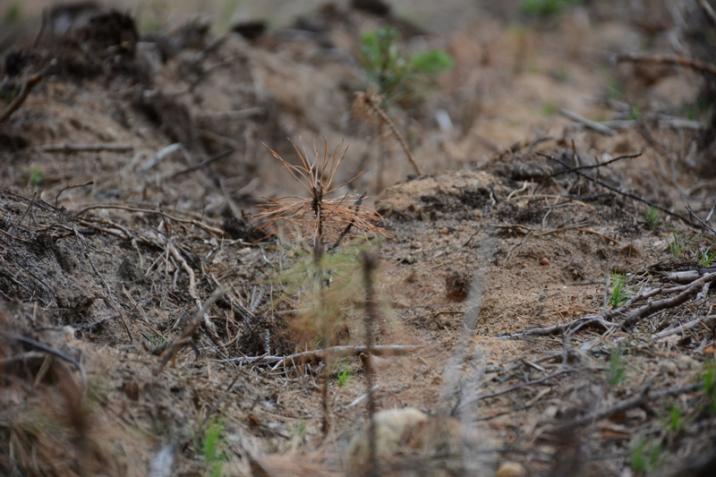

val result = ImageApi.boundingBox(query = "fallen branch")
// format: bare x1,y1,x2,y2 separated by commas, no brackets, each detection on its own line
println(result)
699,0,716,28
40,144,134,154
224,344,422,368
502,272,716,339
73,203,224,236
165,148,234,180
654,314,716,341
559,109,615,136
616,53,716,79
154,288,225,374
167,242,214,333
550,151,643,178
0,72,45,123
550,383,700,431
540,152,709,233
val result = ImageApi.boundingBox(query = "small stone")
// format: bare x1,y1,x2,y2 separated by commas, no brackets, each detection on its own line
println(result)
497,461,527,477
539,257,550,266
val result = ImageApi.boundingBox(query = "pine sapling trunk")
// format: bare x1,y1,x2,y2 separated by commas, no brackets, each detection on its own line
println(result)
361,251,379,477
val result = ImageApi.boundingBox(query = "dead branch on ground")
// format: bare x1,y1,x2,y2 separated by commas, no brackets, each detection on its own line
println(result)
223,344,422,368
503,272,716,339
616,53,716,78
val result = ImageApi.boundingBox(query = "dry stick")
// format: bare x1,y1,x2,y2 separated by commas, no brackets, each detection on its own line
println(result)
653,314,716,340
361,251,379,477
166,242,215,333
54,180,94,207
328,193,366,251
360,93,422,176
0,73,44,123
155,288,225,374
166,148,234,180
551,383,700,431
559,109,615,136
549,151,643,178
540,153,709,234
40,144,134,154
224,344,421,367
699,0,716,27
503,272,716,338
73,204,224,236
615,53,716,79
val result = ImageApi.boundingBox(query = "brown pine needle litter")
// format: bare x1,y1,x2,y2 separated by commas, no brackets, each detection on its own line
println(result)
256,139,385,242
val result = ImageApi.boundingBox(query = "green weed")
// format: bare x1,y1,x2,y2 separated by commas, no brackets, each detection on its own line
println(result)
609,273,628,308
202,419,226,477
359,27,453,104
608,346,626,386
3,1,21,24
630,437,663,474
28,168,44,187
337,366,351,387
541,101,558,116
703,362,716,413
520,0,581,18
665,404,684,434
668,232,685,258
698,248,714,268
644,207,660,230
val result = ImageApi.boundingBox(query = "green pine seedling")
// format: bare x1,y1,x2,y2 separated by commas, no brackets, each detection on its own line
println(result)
665,405,684,434
609,273,628,308
202,419,226,477
630,437,663,474
608,346,626,386
703,362,716,414
337,366,351,387
645,207,660,230
359,27,453,104
520,0,581,18
698,248,714,268
668,232,684,258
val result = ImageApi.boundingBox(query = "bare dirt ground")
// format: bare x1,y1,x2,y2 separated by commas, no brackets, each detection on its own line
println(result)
1,1,716,476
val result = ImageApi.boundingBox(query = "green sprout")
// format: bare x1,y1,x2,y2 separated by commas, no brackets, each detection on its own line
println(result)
645,207,660,230
28,168,44,187
668,232,684,258
202,419,227,477
3,2,21,24
698,248,714,268
665,404,684,434
337,366,351,387
630,437,663,474
520,0,581,18
608,346,626,386
359,27,453,104
703,362,716,414
609,273,628,308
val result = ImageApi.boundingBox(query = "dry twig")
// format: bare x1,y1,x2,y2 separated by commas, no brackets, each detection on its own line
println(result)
354,91,422,176
616,53,716,78
223,344,421,368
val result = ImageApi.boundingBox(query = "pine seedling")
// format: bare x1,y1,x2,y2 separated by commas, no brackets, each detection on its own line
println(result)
698,247,714,267
630,437,663,474
645,207,660,230
609,273,628,308
202,419,226,477
669,232,684,258
257,140,381,243
665,405,684,434
359,27,453,105
608,346,625,386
